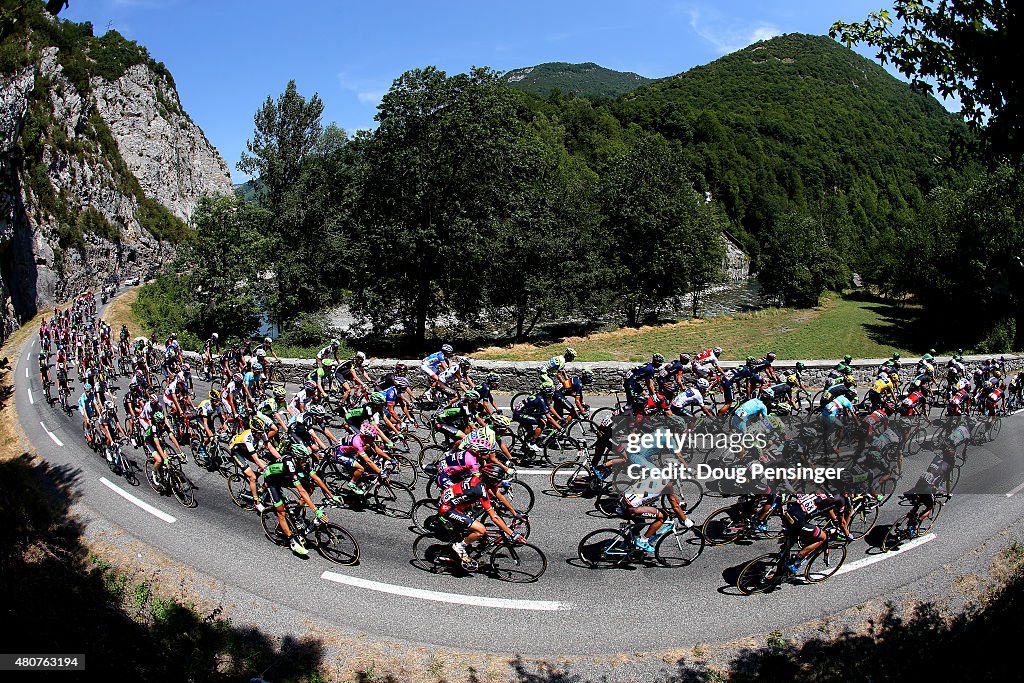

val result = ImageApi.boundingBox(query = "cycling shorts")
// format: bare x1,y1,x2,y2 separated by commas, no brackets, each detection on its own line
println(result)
513,413,540,428
230,445,257,472
439,509,475,531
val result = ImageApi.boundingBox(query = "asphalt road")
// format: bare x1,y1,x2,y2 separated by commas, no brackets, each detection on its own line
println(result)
14,328,1024,656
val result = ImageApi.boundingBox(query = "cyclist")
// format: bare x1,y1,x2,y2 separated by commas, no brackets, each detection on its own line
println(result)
877,353,902,378
826,355,855,385
820,387,859,445
781,492,850,573
434,390,486,444
865,372,898,410
657,353,693,394
624,354,665,405
670,378,716,418
541,347,577,388
261,442,331,557
618,471,695,553
553,370,593,420
344,392,398,440
142,411,183,489
229,416,282,512
98,399,128,463
306,359,332,399
818,374,857,411
760,373,800,415
512,385,562,456
331,422,389,495
421,344,454,397
316,338,342,368
335,351,370,404
434,436,509,491
198,389,230,440
475,372,502,416
37,351,50,388
77,383,102,443
731,396,769,433
438,464,524,570
903,442,959,536
256,385,290,431
946,379,973,417
984,371,1006,416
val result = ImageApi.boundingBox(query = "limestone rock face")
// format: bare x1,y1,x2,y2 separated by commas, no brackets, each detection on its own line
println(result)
0,45,231,320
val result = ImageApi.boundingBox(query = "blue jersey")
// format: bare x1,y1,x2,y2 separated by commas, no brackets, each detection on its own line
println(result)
823,395,854,417
382,385,398,403
627,363,658,381
422,351,445,373
735,398,768,423
517,394,549,416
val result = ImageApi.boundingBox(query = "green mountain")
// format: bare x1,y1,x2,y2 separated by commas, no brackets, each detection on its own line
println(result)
520,34,972,260
504,62,654,98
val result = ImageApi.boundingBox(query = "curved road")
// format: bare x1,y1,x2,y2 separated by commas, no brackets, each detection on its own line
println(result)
13,330,1024,656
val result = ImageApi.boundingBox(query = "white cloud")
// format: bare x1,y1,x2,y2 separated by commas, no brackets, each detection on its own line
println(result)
684,4,781,54
337,71,390,108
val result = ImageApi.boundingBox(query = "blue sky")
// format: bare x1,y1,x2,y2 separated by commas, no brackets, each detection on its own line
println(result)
61,1,904,182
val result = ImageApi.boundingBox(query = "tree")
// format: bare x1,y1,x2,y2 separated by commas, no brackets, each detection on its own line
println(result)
758,214,850,308
601,134,722,326
831,1,1021,160
350,66,539,346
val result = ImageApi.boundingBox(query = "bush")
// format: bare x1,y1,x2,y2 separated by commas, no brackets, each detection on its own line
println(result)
137,197,190,244
78,206,120,243
277,313,331,348
0,39,32,73
977,318,1017,353
131,274,190,341
89,30,148,82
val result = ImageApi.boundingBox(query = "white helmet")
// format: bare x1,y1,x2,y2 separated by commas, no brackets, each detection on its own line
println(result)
695,378,710,392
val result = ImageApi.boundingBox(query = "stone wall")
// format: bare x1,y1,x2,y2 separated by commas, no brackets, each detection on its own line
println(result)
183,351,1023,393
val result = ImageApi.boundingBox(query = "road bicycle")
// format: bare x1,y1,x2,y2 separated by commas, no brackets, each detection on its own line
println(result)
700,494,786,546
577,517,705,569
104,438,138,486
260,500,360,565
145,450,197,508
735,532,847,594
412,517,546,583
319,458,416,519
881,493,949,551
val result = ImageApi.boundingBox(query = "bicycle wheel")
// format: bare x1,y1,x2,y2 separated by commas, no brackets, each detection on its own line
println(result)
988,416,1003,441
550,461,592,497
145,458,163,494
388,453,419,488
919,500,943,533
227,473,256,511
411,499,440,531
736,553,783,595
804,540,848,583
881,518,907,551
577,529,633,568
373,481,415,519
260,508,288,545
120,454,139,487
542,433,582,466
168,469,197,508
847,501,879,540
905,427,926,455
567,419,599,448
392,432,425,463
589,406,613,426
418,444,446,470
700,505,746,546
510,392,530,413
311,522,360,565
655,527,706,568
190,441,210,470
490,541,547,583
500,479,535,514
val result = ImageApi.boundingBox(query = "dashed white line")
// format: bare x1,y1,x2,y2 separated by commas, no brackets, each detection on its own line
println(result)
25,366,29,378
100,477,177,524
39,421,64,447
517,468,555,476
321,571,571,611
27,388,34,405
1006,481,1024,498
835,533,937,575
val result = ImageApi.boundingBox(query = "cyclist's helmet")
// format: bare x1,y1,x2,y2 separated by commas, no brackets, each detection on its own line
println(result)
766,351,777,362
441,344,454,355
696,378,710,391
303,380,317,392
211,332,219,341
369,391,387,405
652,353,665,366
679,352,692,364
249,415,266,432
468,436,495,454
892,353,900,360
251,361,263,372
264,336,272,345
135,369,145,379
890,373,901,386
767,414,784,433
209,389,221,401
104,400,115,410
255,348,267,358
564,347,577,362
924,363,935,374
846,387,858,400
273,386,287,400
464,389,481,402
786,374,798,386
153,410,165,421
580,370,594,385
490,414,513,432
994,370,1004,379
712,347,723,357
321,358,334,368
394,362,408,376
795,361,806,371
954,354,963,362
356,351,366,362
922,353,934,362
360,422,378,438
843,354,853,364
38,351,45,359
232,372,243,383
291,442,311,459
485,372,500,385
394,376,411,388
83,383,93,392
479,464,505,484
843,374,856,387
540,385,554,397
745,356,756,367
330,338,340,348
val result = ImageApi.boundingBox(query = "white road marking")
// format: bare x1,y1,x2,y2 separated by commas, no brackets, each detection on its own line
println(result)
100,477,177,523
321,571,571,611
517,468,555,476
28,388,34,405
1006,481,1024,498
835,533,937,575
39,421,64,447
25,366,29,378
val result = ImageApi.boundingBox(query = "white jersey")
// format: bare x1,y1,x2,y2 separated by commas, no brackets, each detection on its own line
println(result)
671,387,705,410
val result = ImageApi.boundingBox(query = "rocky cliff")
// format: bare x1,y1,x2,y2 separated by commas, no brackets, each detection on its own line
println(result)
0,9,232,320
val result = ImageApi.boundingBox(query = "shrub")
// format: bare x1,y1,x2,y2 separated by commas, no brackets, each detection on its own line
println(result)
137,197,190,243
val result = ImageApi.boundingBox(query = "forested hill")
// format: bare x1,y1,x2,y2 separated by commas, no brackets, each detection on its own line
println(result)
504,62,653,98
520,33,973,264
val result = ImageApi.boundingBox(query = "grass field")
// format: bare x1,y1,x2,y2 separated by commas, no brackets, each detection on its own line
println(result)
473,293,929,362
